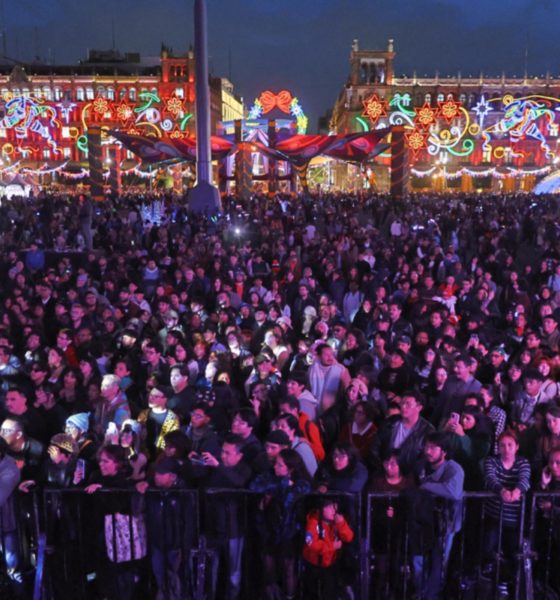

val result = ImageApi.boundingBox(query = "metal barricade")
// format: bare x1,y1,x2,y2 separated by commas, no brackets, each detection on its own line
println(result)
39,487,198,600
366,491,528,600
528,490,560,599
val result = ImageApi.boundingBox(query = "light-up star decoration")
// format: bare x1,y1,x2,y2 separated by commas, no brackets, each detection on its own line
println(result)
116,102,134,124
414,102,438,130
473,95,492,126
362,94,388,125
438,99,462,124
406,129,428,156
92,97,110,115
166,97,184,116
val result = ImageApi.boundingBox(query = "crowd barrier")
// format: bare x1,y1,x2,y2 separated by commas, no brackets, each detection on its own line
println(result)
9,489,560,599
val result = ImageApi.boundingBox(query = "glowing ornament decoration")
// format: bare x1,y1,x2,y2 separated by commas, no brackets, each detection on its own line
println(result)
362,94,388,125
406,129,428,156
438,99,462,124
414,102,438,130
92,97,110,115
116,102,134,124
473,95,492,125
56,100,77,124
166,97,184,116
248,90,309,133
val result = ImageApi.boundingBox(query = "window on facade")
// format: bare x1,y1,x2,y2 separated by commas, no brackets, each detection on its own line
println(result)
424,93,432,105
107,87,115,100
437,93,445,102
62,127,70,138
33,88,41,98
0,128,6,138
43,87,52,100
22,88,30,98
54,88,63,101
459,93,467,105
76,88,85,101
12,88,20,97
175,87,184,99
129,88,136,101
62,147,71,159
43,149,50,159
97,87,106,98
86,88,95,100
119,88,126,100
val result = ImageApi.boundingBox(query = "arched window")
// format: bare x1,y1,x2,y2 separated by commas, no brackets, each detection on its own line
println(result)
76,88,85,101
42,87,52,100
424,93,432,105
86,87,94,100
107,87,115,100
54,87,63,101
437,93,445,102
129,88,136,101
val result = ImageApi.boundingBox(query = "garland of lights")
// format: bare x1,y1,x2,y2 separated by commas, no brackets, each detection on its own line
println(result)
411,165,552,179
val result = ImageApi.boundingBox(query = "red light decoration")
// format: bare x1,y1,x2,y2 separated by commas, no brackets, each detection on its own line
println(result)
92,96,110,115
406,129,428,156
166,97,184,116
414,102,438,130
116,102,134,124
362,94,388,125
259,90,293,115
438,99,462,123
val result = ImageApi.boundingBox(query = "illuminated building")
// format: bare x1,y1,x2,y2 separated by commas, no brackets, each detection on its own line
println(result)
0,47,239,186
331,39,560,192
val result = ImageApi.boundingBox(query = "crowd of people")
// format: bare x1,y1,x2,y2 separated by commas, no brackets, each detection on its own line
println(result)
0,189,560,599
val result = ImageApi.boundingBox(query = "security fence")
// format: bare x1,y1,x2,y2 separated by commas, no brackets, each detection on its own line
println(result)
9,489,560,599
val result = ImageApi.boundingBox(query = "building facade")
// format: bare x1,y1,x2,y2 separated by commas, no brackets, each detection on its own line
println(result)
0,47,242,185
331,39,560,193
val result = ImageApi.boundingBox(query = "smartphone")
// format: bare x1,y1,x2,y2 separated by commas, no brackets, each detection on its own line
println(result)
190,455,206,466
75,458,86,482
450,412,460,425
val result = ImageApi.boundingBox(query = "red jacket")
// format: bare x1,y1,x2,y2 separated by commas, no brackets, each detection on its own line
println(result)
302,511,354,567
298,412,325,461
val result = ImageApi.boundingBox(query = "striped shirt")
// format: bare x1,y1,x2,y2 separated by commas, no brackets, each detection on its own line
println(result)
484,456,531,525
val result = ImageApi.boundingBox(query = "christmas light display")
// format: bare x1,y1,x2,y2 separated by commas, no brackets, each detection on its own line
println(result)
248,90,308,134
362,94,389,126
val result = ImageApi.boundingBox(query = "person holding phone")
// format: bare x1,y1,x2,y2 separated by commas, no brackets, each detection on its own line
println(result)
302,497,354,600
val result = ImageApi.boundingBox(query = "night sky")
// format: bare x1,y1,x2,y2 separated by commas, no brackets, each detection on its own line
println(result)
9,0,560,131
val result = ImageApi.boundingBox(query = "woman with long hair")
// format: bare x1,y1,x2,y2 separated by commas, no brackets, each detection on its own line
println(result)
250,448,311,600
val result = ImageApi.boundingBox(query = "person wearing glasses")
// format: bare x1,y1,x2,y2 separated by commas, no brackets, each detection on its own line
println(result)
137,385,180,459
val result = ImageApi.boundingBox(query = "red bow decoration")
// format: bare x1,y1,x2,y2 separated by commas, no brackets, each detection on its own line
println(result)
259,90,293,115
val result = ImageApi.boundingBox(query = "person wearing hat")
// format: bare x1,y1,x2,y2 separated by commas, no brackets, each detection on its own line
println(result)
263,430,291,467
19,433,78,493
202,322,227,354
65,412,97,469
243,352,282,398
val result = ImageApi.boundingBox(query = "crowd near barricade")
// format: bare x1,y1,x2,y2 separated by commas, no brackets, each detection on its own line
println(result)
0,190,560,599
12,488,560,599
